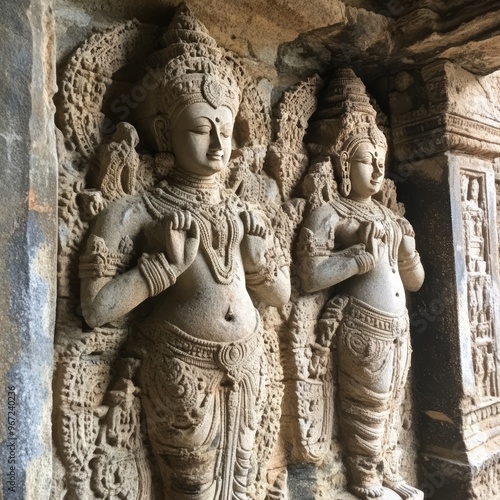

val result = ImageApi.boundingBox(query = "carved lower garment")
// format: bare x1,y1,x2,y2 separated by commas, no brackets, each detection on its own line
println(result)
332,296,411,478
138,319,267,500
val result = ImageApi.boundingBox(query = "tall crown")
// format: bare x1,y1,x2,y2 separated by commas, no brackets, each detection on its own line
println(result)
145,3,241,126
307,68,386,155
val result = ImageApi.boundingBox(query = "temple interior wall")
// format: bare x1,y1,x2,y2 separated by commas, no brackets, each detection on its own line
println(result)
2,0,500,499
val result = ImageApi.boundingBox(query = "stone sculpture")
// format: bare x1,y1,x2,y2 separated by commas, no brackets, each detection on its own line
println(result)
297,69,425,500
76,5,290,499
52,2,428,496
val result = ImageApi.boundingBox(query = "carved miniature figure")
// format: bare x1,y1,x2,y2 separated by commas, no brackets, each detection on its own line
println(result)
298,69,425,500
79,6,290,499
462,176,486,272
485,345,498,397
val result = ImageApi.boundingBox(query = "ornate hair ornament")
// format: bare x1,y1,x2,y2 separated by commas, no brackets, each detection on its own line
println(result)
143,3,241,128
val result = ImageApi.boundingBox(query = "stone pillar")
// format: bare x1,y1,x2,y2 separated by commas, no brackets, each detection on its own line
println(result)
0,1,57,499
390,60,500,499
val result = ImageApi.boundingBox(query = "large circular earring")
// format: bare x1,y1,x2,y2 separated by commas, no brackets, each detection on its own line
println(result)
339,150,351,197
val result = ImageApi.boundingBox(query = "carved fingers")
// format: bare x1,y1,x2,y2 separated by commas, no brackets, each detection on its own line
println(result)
369,229,387,264
163,211,200,274
358,221,386,264
240,210,268,273
396,218,417,260
240,210,268,238
166,210,193,231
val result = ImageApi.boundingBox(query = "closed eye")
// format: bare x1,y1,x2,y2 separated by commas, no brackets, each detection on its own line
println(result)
190,125,211,135
221,127,233,138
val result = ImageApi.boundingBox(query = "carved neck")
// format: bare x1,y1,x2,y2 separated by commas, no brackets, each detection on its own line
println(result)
347,193,372,204
169,167,222,204
341,196,383,218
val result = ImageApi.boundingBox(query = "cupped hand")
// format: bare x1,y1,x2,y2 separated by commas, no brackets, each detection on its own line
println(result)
240,210,268,272
358,221,387,264
163,210,200,276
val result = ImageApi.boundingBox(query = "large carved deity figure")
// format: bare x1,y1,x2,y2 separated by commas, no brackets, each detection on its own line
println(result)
77,6,290,499
297,69,425,500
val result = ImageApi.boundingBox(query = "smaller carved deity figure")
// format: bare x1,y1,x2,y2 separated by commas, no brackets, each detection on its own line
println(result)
298,69,425,500
483,282,493,321
485,345,498,397
79,6,290,499
462,177,486,272
468,280,479,325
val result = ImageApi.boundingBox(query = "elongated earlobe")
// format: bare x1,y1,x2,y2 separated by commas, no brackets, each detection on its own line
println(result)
153,115,170,152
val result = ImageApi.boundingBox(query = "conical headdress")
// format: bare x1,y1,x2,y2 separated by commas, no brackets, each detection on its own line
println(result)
308,68,386,156
144,3,241,126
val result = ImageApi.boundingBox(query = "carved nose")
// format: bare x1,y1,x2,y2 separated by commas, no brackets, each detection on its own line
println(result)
210,128,223,151
373,161,384,177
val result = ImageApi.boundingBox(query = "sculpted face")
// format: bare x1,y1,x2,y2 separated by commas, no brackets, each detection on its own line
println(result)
470,179,479,201
347,141,386,201
171,102,234,177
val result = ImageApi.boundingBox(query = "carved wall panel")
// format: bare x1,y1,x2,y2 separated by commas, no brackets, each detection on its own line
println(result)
460,169,500,404
53,8,294,499
495,160,500,287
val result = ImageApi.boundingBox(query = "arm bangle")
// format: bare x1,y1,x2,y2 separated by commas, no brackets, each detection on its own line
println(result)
398,251,421,272
138,253,176,296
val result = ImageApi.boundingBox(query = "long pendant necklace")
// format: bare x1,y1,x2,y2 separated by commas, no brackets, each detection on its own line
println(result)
142,174,242,285
333,197,400,266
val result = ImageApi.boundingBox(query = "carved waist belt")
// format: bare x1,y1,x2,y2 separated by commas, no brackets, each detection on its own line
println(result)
139,314,263,374
343,296,409,342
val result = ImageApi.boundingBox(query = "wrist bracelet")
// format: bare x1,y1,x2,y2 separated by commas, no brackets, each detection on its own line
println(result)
354,252,376,275
138,253,176,296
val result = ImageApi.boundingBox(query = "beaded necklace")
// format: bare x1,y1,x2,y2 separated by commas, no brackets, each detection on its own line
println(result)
332,196,401,267
142,173,244,285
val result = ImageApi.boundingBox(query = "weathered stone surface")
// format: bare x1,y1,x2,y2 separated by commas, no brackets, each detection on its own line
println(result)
277,2,500,82
55,1,500,92
391,59,500,497
390,62,500,161
2,0,500,499
393,4,500,74
55,0,350,82
276,7,392,82
0,0,57,499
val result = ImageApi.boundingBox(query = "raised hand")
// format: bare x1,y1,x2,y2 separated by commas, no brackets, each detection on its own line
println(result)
397,218,417,260
240,210,268,273
357,220,387,264
163,210,200,276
